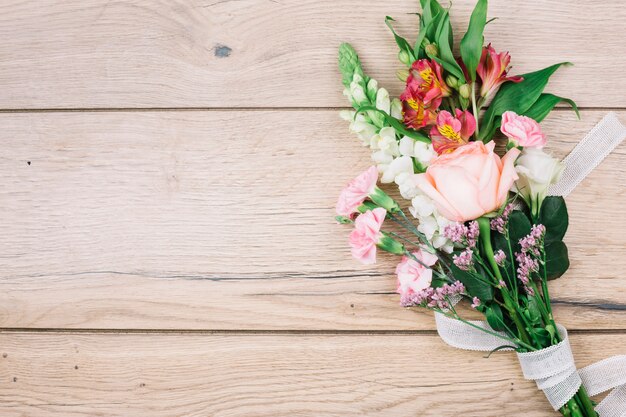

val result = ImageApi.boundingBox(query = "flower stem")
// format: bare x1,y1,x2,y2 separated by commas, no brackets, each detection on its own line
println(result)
471,82,481,140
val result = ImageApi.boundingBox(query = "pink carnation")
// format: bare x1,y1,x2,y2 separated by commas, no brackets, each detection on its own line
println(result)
336,166,379,217
349,207,386,264
396,249,438,297
500,111,547,148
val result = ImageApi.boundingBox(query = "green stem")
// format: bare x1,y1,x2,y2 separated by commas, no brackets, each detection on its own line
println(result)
477,218,534,348
576,386,598,417
471,82,480,140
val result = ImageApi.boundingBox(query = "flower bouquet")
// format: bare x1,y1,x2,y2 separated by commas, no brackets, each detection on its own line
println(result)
335,1,626,416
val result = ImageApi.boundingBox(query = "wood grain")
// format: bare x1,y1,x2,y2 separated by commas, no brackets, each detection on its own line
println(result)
0,0,624,109
0,331,620,417
1,109,624,330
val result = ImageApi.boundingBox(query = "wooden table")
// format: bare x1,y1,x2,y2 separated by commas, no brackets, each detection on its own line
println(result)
1,1,625,416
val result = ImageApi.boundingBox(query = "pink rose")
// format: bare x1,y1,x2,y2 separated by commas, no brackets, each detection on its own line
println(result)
500,111,547,148
336,166,378,217
396,249,438,298
349,207,386,264
413,141,521,222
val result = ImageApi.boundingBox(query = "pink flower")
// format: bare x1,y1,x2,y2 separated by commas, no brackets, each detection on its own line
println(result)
413,141,521,222
430,109,477,154
406,59,452,104
336,166,379,217
396,248,438,297
477,44,523,98
349,207,386,264
500,111,547,148
400,59,450,130
400,94,440,129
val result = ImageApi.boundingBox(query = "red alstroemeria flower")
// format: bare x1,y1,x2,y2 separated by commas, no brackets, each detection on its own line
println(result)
430,109,477,154
477,44,523,98
406,59,452,104
400,86,441,130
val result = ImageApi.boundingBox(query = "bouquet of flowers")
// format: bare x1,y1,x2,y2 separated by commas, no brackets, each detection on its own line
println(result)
334,1,626,416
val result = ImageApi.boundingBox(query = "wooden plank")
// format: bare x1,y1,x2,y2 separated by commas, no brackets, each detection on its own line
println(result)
0,331,622,416
0,0,624,108
0,110,625,330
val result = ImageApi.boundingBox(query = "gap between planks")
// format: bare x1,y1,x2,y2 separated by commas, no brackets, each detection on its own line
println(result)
1,328,625,336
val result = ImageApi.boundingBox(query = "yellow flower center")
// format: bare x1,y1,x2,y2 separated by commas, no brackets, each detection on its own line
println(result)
406,99,425,125
419,68,441,89
437,124,462,141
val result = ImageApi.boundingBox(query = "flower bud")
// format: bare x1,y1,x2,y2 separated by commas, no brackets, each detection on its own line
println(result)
376,88,391,114
390,98,403,120
396,68,409,82
370,187,401,213
398,50,411,66
366,79,378,102
378,233,405,256
425,43,438,58
445,75,458,89
459,84,471,99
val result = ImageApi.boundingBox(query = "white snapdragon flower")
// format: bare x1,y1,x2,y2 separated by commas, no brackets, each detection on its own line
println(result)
381,156,413,184
398,136,436,168
349,74,367,105
375,88,391,115
514,147,565,216
371,127,400,165
340,111,378,146
410,191,454,253
390,98,403,120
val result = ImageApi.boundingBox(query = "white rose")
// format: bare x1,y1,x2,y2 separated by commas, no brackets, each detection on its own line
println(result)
514,147,565,216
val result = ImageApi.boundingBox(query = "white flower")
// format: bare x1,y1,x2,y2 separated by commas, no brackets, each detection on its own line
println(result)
380,156,414,184
350,78,367,105
410,194,435,218
371,127,400,169
367,79,378,99
390,98,403,120
514,147,564,216
375,88,390,114
396,172,420,199
398,137,436,169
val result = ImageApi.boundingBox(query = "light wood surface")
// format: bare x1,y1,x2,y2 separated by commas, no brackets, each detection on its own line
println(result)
1,1,625,416
0,0,624,108
0,110,624,330
0,332,622,417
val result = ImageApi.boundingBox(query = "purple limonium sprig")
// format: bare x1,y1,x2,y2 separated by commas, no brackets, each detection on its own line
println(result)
442,220,479,248
490,203,514,234
453,248,474,271
471,296,481,309
514,225,546,295
494,249,506,266
401,281,465,309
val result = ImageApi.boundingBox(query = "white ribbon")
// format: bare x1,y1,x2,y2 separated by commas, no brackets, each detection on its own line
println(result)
434,113,626,415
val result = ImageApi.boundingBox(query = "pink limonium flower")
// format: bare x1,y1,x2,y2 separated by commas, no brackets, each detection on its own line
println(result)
500,111,547,148
477,44,523,98
430,109,477,154
494,249,506,266
349,207,386,265
336,166,379,218
453,248,474,271
471,297,481,309
396,248,438,300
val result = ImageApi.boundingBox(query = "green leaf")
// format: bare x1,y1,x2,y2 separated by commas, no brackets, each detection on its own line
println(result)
485,303,506,331
451,265,494,302
539,196,569,244
459,0,488,81
523,93,580,123
434,14,466,83
545,240,570,280
355,105,430,142
480,62,571,141
526,297,542,325
508,210,532,252
414,13,439,59
385,17,415,62
338,43,364,88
